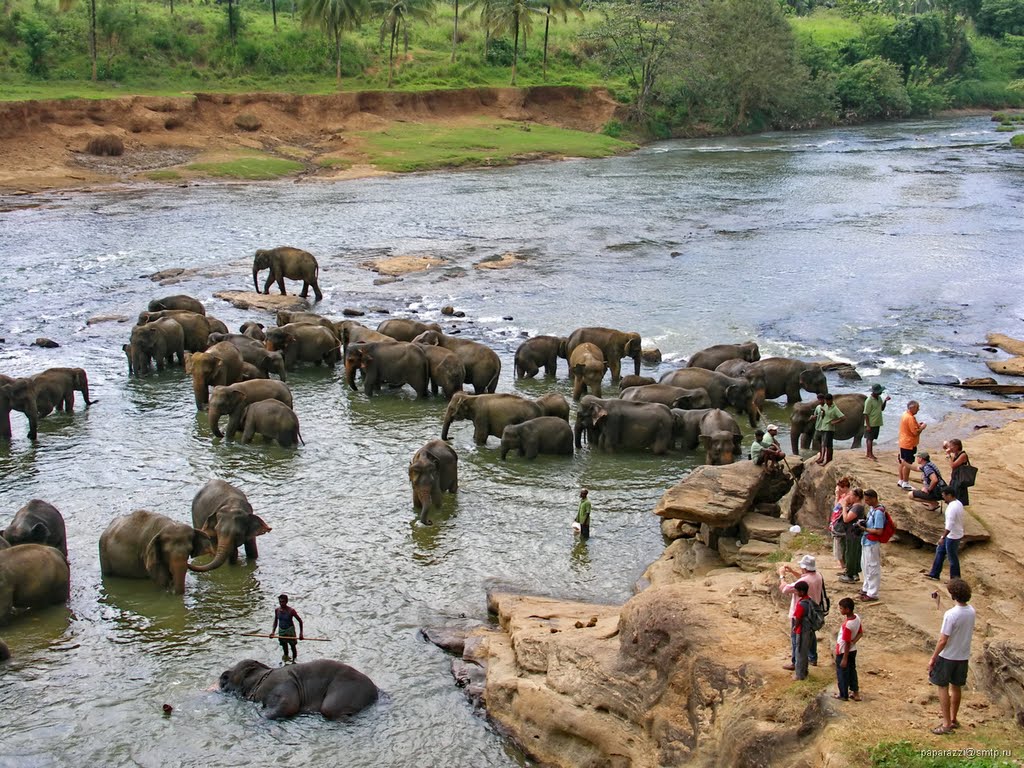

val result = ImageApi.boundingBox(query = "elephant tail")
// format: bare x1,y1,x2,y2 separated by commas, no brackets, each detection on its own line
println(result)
485,369,500,394
296,428,305,446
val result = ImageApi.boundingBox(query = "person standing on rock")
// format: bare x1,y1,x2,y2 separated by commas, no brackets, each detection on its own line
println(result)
897,401,926,490
924,487,965,581
946,439,972,508
839,487,866,584
928,578,976,735
779,555,823,670
574,489,591,540
863,384,890,461
829,477,852,570
859,490,886,601
814,393,845,466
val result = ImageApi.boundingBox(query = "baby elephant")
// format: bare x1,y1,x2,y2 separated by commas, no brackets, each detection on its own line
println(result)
3,500,67,559
0,543,71,623
218,658,378,720
240,400,304,447
207,380,293,440
500,417,574,460
409,440,458,525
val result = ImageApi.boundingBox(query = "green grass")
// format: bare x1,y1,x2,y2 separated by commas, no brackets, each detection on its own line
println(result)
145,170,182,181
186,155,304,179
1011,133,1024,147
790,10,863,46
317,157,353,169
356,120,634,172
871,740,1018,767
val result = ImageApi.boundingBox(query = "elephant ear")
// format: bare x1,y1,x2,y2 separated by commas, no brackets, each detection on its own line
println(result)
192,530,214,558
30,522,49,543
361,351,374,367
732,432,743,449
593,405,609,425
201,511,219,539
144,533,165,580
247,514,272,538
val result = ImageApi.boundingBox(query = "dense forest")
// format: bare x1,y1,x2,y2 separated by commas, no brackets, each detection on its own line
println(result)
1,0,1023,134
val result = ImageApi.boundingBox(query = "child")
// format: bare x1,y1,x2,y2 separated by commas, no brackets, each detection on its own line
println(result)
791,581,813,680
834,597,863,701
271,594,304,662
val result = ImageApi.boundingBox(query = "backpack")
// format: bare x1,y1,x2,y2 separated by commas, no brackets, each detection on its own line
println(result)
829,504,846,537
801,596,826,633
819,580,831,618
867,505,897,543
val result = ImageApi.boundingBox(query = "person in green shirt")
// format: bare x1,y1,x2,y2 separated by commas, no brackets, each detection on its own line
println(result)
750,430,765,464
814,393,845,466
862,383,890,461
575,489,592,540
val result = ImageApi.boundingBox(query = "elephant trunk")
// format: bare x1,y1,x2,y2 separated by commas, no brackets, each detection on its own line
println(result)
747,403,759,429
632,353,641,377
193,373,208,410
441,411,454,441
253,267,261,293
169,558,188,595
344,359,358,391
188,537,231,572
791,429,800,455
208,402,224,438
415,485,433,524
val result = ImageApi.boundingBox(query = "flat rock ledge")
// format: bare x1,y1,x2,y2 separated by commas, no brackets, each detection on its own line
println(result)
362,255,445,276
213,291,308,312
986,333,1024,357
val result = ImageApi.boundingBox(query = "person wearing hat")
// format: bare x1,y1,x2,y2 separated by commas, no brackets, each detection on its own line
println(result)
779,554,824,670
863,384,890,461
762,424,786,468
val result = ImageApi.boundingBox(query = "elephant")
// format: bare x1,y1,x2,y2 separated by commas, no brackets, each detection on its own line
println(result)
514,335,567,378
0,536,8,550
217,659,378,720
618,375,656,389
191,479,271,571
686,342,761,370
671,408,742,465
377,318,443,342
569,342,607,400
239,321,266,341
573,395,674,454
0,544,70,623
336,321,394,356
185,342,244,410
252,246,323,301
535,393,570,421
344,342,429,398
3,500,67,558
620,384,712,410
148,295,205,315
744,357,828,405
239,362,268,381
127,318,186,376
0,638,8,661
239,399,303,447
566,327,642,385
137,310,212,353
207,316,229,335
500,417,573,460
207,333,288,381
0,374,38,441
412,331,500,394
441,392,543,445
208,380,293,439
790,393,867,454
409,440,459,525
659,368,759,428
99,510,213,594
265,324,340,370
415,343,465,399
276,311,339,338
31,367,97,418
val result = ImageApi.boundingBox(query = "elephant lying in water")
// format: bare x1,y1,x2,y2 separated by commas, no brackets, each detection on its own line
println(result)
620,384,711,410
659,368,759,428
99,510,214,594
790,393,866,454
0,544,70,623
191,480,272,570
218,659,378,720
148,294,205,315
3,500,67,559
409,440,458,525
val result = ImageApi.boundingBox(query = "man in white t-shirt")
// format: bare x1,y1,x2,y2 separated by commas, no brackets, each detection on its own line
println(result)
924,487,965,580
928,578,976,735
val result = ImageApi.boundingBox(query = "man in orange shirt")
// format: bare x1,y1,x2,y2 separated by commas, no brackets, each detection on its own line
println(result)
897,400,926,490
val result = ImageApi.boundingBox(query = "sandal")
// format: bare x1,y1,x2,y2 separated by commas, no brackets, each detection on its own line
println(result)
832,693,849,700
931,725,953,735
850,693,861,701
951,720,960,729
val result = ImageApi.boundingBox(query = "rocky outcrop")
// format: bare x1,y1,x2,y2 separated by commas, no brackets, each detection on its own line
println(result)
213,291,308,312
986,333,1024,356
979,640,1024,726
739,512,791,544
986,357,1024,376
653,461,798,527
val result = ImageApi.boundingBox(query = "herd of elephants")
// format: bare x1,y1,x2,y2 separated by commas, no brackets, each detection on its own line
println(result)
0,247,867,721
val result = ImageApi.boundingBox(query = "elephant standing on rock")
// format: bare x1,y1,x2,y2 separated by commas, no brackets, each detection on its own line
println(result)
441,392,542,445
574,395,674,454
377,318,442,342
409,440,458,525
186,342,244,410
500,417,573,460
0,375,38,441
265,324,339,370
239,400,303,447
659,368,759,428
790,393,866,454
207,333,287,381
514,336,567,378
413,331,500,394
32,367,97,418
671,408,742,465
0,544,70,623
414,343,465,399
345,342,429,398
218,659,378,720
127,318,186,376
744,357,828,404
191,480,271,570
687,342,760,371
566,327,642,386
569,342,607,400
239,322,266,341
138,310,212,353
208,380,293,439
253,247,323,301
148,295,205,315
99,510,213,594
620,384,711,410
3,500,67,558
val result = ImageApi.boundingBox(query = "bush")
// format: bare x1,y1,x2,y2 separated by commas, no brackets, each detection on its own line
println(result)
85,134,125,156
1010,132,1024,145
601,120,624,138
234,113,262,131
486,38,514,67
835,57,911,119
978,0,1024,37
17,14,53,77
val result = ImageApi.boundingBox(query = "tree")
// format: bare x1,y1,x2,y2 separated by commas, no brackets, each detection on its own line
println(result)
301,0,368,85
450,0,459,61
541,0,582,78
464,0,496,57
977,0,1024,36
375,0,434,86
490,0,543,84
59,0,98,81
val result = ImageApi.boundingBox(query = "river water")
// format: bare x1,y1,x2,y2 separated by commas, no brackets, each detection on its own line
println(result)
0,116,1022,767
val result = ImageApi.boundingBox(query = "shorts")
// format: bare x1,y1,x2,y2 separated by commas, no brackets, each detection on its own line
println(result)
867,426,880,440
929,657,969,687
899,447,917,464
755,454,766,466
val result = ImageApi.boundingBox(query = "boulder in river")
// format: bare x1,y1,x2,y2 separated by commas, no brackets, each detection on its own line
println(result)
33,338,59,348
986,333,1024,356
917,375,961,386
654,462,797,528
987,357,1024,377
213,291,308,312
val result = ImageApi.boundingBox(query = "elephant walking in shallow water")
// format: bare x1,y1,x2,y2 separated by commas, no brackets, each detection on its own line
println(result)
0,544,70,623
99,510,213,594
31,367,97,418
566,327,642,386
409,440,458,525
191,480,271,571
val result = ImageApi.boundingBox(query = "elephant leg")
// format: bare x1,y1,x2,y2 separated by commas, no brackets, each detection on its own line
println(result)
262,274,274,295
263,690,300,720
473,420,489,445
241,420,256,443
244,538,259,559
786,385,801,405
300,281,310,299
609,358,622,384
851,428,864,449
572,376,583,402
276,275,287,296
228,546,239,565
312,280,323,302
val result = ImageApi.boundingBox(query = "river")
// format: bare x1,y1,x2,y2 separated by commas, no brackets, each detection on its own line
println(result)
0,116,1022,768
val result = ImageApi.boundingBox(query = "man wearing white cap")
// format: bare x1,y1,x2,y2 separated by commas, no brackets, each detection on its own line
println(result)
761,424,786,468
779,554,824,670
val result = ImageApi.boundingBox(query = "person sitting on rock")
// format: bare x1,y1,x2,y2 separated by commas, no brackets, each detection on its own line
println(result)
761,424,786,469
907,452,946,512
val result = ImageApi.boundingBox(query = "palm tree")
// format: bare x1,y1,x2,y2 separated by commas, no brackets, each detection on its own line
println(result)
490,0,542,85
375,0,434,87
59,0,98,81
301,0,369,86
541,0,581,79
464,0,495,58
449,0,459,62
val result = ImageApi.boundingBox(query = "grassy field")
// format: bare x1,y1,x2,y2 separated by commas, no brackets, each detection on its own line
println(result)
186,154,305,179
